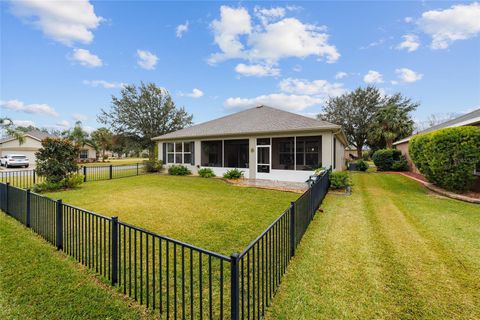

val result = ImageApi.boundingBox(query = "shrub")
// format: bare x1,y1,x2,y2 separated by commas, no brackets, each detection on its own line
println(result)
144,159,163,172
361,153,370,161
63,173,84,189
32,173,84,193
329,171,352,190
35,138,80,183
410,126,480,192
168,165,191,176
223,168,244,179
355,159,369,172
391,157,408,171
372,149,402,171
198,168,215,178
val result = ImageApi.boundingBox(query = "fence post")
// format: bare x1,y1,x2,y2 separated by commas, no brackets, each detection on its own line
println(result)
56,199,63,250
109,165,113,180
5,182,10,214
33,170,36,184
83,166,87,182
136,163,139,175
111,216,118,285
26,189,31,228
290,201,296,257
230,253,240,320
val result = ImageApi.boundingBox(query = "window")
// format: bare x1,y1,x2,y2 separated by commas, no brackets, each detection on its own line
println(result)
296,136,322,170
80,149,89,159
166,142,192,164
224,139,249,168
183,142,192,164
201,141,223,167
272,137,294,170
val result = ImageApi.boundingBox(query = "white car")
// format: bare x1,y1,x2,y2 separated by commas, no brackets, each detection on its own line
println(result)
0,154,30,168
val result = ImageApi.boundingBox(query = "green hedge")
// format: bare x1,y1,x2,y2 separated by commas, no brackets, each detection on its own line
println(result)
372,149,407,171
409,126,480,192
168,165,191,176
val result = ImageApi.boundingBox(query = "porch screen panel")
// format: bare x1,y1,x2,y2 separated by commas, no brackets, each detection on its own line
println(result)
201,141,223,167
272,137,294,170
296,136,322,170
224,139,249,168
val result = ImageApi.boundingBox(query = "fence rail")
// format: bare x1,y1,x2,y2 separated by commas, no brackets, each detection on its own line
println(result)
0,168,331,319
0,163,145,188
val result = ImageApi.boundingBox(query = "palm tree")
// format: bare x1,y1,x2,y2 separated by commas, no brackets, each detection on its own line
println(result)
1,117,25,144
368,104,415,149
63,121,92,147
91,128,113,161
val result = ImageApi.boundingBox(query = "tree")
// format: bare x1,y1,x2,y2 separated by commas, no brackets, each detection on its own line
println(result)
35,138,80,183
1,117,25,144
368,94,418,149
91,128,113,161
63,121,93,147
319,86,383,157
98,82,193,157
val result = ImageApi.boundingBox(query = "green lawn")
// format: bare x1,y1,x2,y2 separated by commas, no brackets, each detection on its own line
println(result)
265,172,480,319
0,213,156,320
47,175,298,255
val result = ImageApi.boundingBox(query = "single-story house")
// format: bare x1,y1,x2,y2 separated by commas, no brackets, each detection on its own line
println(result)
393,108,480,174
344,146,369,160
0,130,58,164
0,130,98,164
153,105,348,182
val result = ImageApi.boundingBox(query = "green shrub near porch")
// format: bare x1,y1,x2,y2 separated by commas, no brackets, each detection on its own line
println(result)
168,164,191,176
372,149,407,171
409,126,480,192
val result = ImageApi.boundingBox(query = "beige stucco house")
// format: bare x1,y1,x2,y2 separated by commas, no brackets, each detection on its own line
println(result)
153,105,347,182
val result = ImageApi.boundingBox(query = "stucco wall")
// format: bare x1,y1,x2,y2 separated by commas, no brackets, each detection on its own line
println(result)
395,141,420,174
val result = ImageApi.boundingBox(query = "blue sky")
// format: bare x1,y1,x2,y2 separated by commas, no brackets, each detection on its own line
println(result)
1,1,479,132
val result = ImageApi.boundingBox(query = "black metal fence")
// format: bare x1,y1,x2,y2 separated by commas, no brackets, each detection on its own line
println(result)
0,168,330,319
0,163,145,188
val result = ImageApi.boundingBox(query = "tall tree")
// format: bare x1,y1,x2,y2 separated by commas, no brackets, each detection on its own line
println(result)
98,82,193,157
91,128,113,161
63,121,92,147
319,86,383,157
0,117,25,144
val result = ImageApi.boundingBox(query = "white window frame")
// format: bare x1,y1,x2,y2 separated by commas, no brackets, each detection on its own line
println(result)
79,149,89,159
166,142,191,165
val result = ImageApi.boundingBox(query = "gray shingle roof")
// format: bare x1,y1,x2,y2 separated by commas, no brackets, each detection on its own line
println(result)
0,130,59,144
153,105,341,140
394,108,480,145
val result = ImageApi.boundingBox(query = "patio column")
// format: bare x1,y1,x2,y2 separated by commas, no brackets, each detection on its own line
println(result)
321,132,333,169
248,137,256,179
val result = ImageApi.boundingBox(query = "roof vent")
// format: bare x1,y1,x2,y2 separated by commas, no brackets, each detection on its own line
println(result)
256,105,263,108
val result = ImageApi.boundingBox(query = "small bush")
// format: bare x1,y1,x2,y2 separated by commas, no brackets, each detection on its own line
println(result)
355,160,369,172
391,157,408,171
32,173,84,193
372,149,402,171
223,168,244,179
198,168,215,178
168,165,191,176
329,171,352,190
144,159,163,173
63,173,84,189
410,126,480,192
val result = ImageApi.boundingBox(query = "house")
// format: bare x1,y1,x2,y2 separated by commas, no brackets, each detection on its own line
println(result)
153,105,348,182
0,130,98,164
393,108,480,174
344,146,369,160
0,130,57,164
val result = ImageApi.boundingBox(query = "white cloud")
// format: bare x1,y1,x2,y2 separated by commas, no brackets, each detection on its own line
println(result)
279,78,347,97
10,0,102,46
404,17,413,23
56,120,70,128
254,6,286,25
209,6,339,65
397,34,420,52
82,80,125,89
179,88,204,98
176,21,189,38
136,50,158,70
71,48,102,67
395,68,423,83
363,70,383,84
73,113,88,121
0,99,59,117
12,119,36,127
335,71,348,79
235,63,280,77
224,93,322,111
418,2,480,49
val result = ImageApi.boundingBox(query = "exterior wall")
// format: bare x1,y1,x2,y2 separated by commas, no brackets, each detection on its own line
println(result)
157,129,342,182
0,136,42,164
79,145,97,161
394,141,420,174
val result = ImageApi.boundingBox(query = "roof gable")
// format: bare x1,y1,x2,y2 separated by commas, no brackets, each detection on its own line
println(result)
153,105,340,140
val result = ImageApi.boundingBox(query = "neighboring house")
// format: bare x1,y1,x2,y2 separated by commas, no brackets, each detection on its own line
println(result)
344,146,369,160
0,130,57,164
393,108,480,174
78,144,98,162
153,105,348,182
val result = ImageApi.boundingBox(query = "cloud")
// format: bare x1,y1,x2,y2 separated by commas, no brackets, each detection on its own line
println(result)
404,17,413,23
71,48,102,67
360,38,386,50
73,113,88,121
56,120,70,128
417,2,480,49
363,70,383,84
395,68,423,83
136,49,158,70
235,63,280,77
0,99,59,117
397,34,420,52
176,21,189,38
224,93,322,111
179,88,204,98
254,6,286,25
279,78,347,97
335,71,348,79
209,6,339,65
12,119,36,127
10,0,103,46
82,80,125,89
